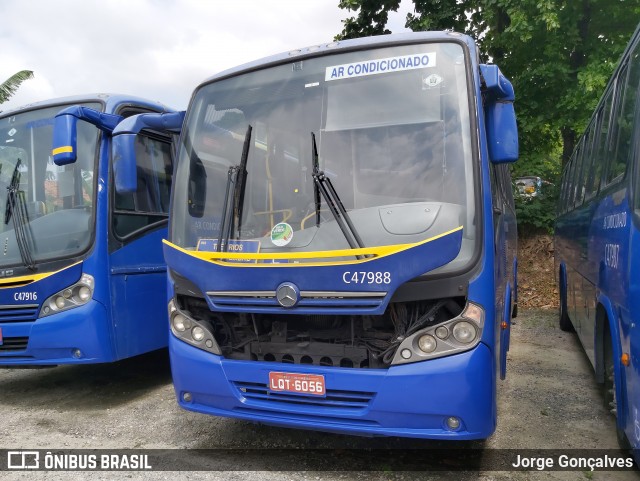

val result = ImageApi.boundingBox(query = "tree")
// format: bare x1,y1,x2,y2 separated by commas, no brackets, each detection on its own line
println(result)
336,0,640,170
478,0,640,169
335,0,640,233
0,70,34,104
406,0,469,33
336,0,401,39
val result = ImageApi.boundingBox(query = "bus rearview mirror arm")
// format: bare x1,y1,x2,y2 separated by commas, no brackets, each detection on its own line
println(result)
52,106,123,166
112,111,185,194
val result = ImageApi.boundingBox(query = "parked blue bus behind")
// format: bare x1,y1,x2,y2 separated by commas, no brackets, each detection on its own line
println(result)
0,94,176,365
115,32,518,439
555,23,640,453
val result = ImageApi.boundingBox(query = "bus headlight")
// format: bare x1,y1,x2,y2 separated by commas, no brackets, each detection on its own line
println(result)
192,326,206,342
391,301,485,365
78,286,91,302
168,299,221,355
39,274,95,318
55,296,66,309
172,313,188,332
452,321,477,343
417,334,437,353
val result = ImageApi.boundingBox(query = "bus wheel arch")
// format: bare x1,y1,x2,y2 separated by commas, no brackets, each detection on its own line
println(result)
512,257,518,318
558,263,573,332
499,284,512,380
594,304,607,384
597,302,631,449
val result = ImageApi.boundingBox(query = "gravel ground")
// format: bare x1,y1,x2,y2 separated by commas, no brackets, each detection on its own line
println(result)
0,308,637,480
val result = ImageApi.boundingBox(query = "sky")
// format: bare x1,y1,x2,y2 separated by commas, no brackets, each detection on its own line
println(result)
0,0,412,113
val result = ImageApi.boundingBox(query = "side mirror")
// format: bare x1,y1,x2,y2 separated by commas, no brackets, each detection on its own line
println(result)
480,64,519,164
52,112,78,165
52,106,122,165
486,101,518,164
112,111,185,194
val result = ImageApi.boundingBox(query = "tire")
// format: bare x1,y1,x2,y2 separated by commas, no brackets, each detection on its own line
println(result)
603,328,631,449
558,269,574,332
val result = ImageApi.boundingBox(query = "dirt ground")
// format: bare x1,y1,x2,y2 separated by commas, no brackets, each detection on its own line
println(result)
517,234,558,309
0,307,637,480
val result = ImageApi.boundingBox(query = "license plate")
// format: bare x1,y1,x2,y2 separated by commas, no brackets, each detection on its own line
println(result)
269,371,325,396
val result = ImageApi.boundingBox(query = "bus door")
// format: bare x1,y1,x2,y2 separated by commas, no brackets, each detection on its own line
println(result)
109,131,173,359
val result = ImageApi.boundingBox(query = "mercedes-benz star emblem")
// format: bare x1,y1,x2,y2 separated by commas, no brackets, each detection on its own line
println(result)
276,282,299,308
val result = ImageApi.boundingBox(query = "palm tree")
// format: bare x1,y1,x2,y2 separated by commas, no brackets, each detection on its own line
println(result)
0,70,34,104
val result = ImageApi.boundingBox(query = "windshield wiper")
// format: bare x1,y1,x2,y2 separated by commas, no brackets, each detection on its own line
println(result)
310,133,366,257
4,159,20,225
217,125,252,252
311,133,322,229
4,159,36,270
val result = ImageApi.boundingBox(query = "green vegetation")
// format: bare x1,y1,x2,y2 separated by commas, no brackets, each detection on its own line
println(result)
0,70,34,104
335,0,640,234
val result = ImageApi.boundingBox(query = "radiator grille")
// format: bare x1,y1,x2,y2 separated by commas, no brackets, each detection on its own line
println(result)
0,336,29,352
209,291,386,313
0,304,39,322
233,380,375,410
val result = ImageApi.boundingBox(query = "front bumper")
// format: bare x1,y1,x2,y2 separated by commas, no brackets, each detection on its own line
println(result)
169,336,496,439
0,301,113,365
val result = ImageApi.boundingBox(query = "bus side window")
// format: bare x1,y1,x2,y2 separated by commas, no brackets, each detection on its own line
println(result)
558,165,567,214
593,89,614,192
574,137,587,208
578,126,594,203
499,165,508,207
604,62,632,186
489,163,498,212
503,166,515,210
490,164,511,213
557,169,565,214
565,157,577,211
611,54,640,184
113,134,173,238
490,164,500,208
502,165,514,210
585,110,602,199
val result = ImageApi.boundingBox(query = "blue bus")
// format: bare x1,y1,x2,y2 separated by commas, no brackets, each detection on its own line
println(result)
0,94,176,365
555,24,640,453
114,32,518,439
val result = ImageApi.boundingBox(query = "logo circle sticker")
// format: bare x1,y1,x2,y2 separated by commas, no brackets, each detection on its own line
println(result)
423,73,443,89
271,222,293,246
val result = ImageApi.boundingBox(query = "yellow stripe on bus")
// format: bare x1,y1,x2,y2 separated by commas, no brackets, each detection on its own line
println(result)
0,261,82,287
163,226,463,268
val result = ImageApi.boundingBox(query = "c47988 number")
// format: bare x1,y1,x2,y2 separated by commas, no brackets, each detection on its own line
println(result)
342,271,391,284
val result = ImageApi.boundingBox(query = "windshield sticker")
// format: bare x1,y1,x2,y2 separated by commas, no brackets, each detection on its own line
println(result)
325,52,436,82
25,118,55,129
7,128,16,137
423,73,443,89
196,239,260,263
271,222,293,247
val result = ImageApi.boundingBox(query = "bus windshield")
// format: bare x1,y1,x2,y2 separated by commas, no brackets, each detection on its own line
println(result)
172,42,475,268
0,103,100,268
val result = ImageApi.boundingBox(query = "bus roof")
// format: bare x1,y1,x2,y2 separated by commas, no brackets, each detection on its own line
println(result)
196,31,478,90
0,93,172,118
